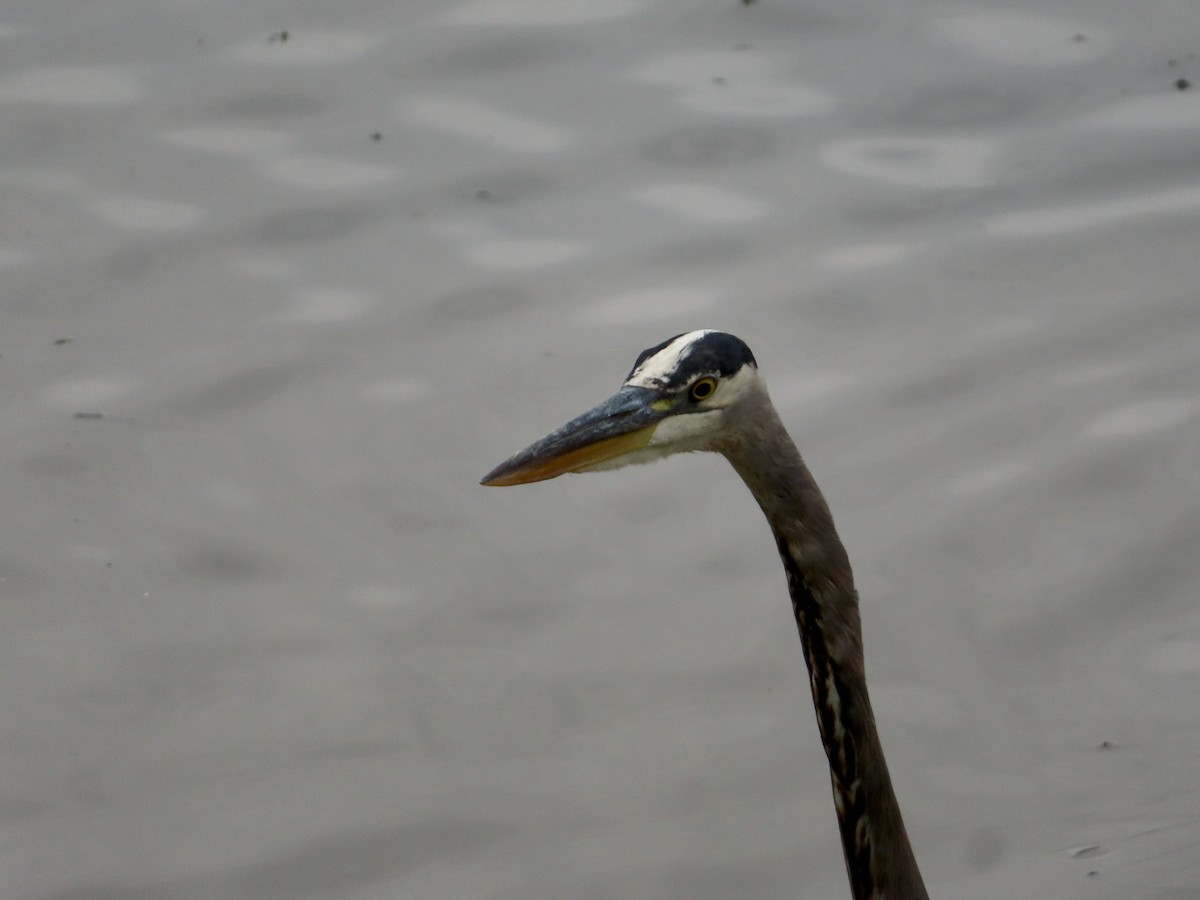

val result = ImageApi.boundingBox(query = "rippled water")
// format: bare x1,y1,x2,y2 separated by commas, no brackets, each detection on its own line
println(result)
2,2,1198,898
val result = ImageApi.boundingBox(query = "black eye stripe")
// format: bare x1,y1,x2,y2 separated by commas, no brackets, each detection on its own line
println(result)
626,332,689,381
626,331,757,388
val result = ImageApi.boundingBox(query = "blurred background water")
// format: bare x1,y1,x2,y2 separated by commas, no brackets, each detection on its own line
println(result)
2,1,1199,898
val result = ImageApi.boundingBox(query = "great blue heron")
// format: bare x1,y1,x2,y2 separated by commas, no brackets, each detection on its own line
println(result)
481,330,928,900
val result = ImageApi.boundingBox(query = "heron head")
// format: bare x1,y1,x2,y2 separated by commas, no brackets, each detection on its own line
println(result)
481,330,762,486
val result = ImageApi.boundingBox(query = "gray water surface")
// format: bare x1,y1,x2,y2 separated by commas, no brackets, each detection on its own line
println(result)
2,1,1199,898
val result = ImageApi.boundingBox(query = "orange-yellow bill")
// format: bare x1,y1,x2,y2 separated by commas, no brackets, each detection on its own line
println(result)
481,386,666,487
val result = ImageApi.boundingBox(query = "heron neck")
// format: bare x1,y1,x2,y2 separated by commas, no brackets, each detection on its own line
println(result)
722,397,928,900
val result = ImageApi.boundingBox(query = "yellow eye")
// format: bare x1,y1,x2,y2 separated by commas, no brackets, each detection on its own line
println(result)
689,376,718,402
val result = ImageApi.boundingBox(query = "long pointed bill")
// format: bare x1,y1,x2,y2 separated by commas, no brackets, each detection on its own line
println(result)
481,386,667,486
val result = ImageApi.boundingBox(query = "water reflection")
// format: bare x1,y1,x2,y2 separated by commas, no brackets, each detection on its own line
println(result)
3,1,1199,898
0,66,143,104
986,185,1200,236
820,135,1001,188
933,11,1110,66
401,95,574,153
